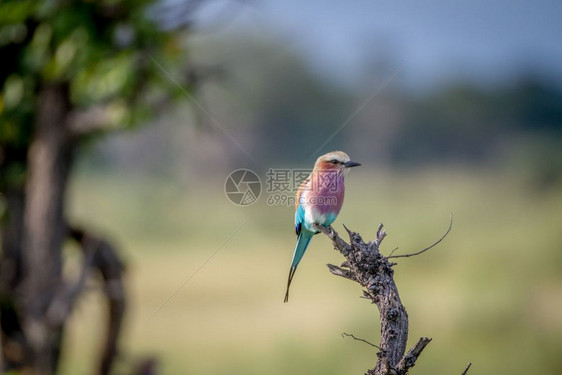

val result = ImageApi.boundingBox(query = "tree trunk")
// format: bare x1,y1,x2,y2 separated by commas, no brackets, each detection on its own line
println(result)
1,83,128,374
21,83,73,374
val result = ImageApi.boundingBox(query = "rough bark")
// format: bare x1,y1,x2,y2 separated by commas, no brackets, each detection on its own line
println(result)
316,223,432,375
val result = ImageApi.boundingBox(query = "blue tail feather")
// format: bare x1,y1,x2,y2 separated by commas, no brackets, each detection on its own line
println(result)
284,230,314,302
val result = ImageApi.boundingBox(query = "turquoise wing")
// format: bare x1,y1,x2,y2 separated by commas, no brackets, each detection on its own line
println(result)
295,204,305,235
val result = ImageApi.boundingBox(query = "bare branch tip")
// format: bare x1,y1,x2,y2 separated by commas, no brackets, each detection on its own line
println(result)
387,214,452,259
388,247,399,257
343,223,353,237
341,332,381,350
461,362,472,375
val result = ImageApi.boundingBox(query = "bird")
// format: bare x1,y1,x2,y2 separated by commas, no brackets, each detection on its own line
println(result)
284,151,361,302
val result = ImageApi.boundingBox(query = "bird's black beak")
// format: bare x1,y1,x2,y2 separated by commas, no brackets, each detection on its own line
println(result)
343,161,361,168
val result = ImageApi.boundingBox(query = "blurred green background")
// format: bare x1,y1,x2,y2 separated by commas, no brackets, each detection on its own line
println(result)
2,0,562,374
62,168,562,374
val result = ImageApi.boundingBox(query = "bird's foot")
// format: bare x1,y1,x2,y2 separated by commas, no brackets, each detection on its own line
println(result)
314,223,334,237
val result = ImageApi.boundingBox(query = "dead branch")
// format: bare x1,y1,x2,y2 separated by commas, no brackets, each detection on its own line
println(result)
315,222,441,375
386,214,452,259
342,333,381,350
461,362,472,375
395,337,432,374
69,228,126,375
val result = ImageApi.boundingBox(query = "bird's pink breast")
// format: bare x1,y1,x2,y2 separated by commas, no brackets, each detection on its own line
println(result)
308,170,345,216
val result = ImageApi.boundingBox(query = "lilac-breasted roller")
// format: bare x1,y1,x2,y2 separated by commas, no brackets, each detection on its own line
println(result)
284,151,361,302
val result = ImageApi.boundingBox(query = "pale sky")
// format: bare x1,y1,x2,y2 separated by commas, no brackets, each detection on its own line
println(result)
194,0,562,88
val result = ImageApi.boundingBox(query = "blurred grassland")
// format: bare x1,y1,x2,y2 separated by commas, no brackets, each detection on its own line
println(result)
60,167,562,374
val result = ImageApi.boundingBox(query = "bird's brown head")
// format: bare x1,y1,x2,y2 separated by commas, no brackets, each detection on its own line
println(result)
314,151,361,173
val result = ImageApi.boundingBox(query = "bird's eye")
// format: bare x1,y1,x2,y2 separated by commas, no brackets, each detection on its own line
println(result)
330,159,338,164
